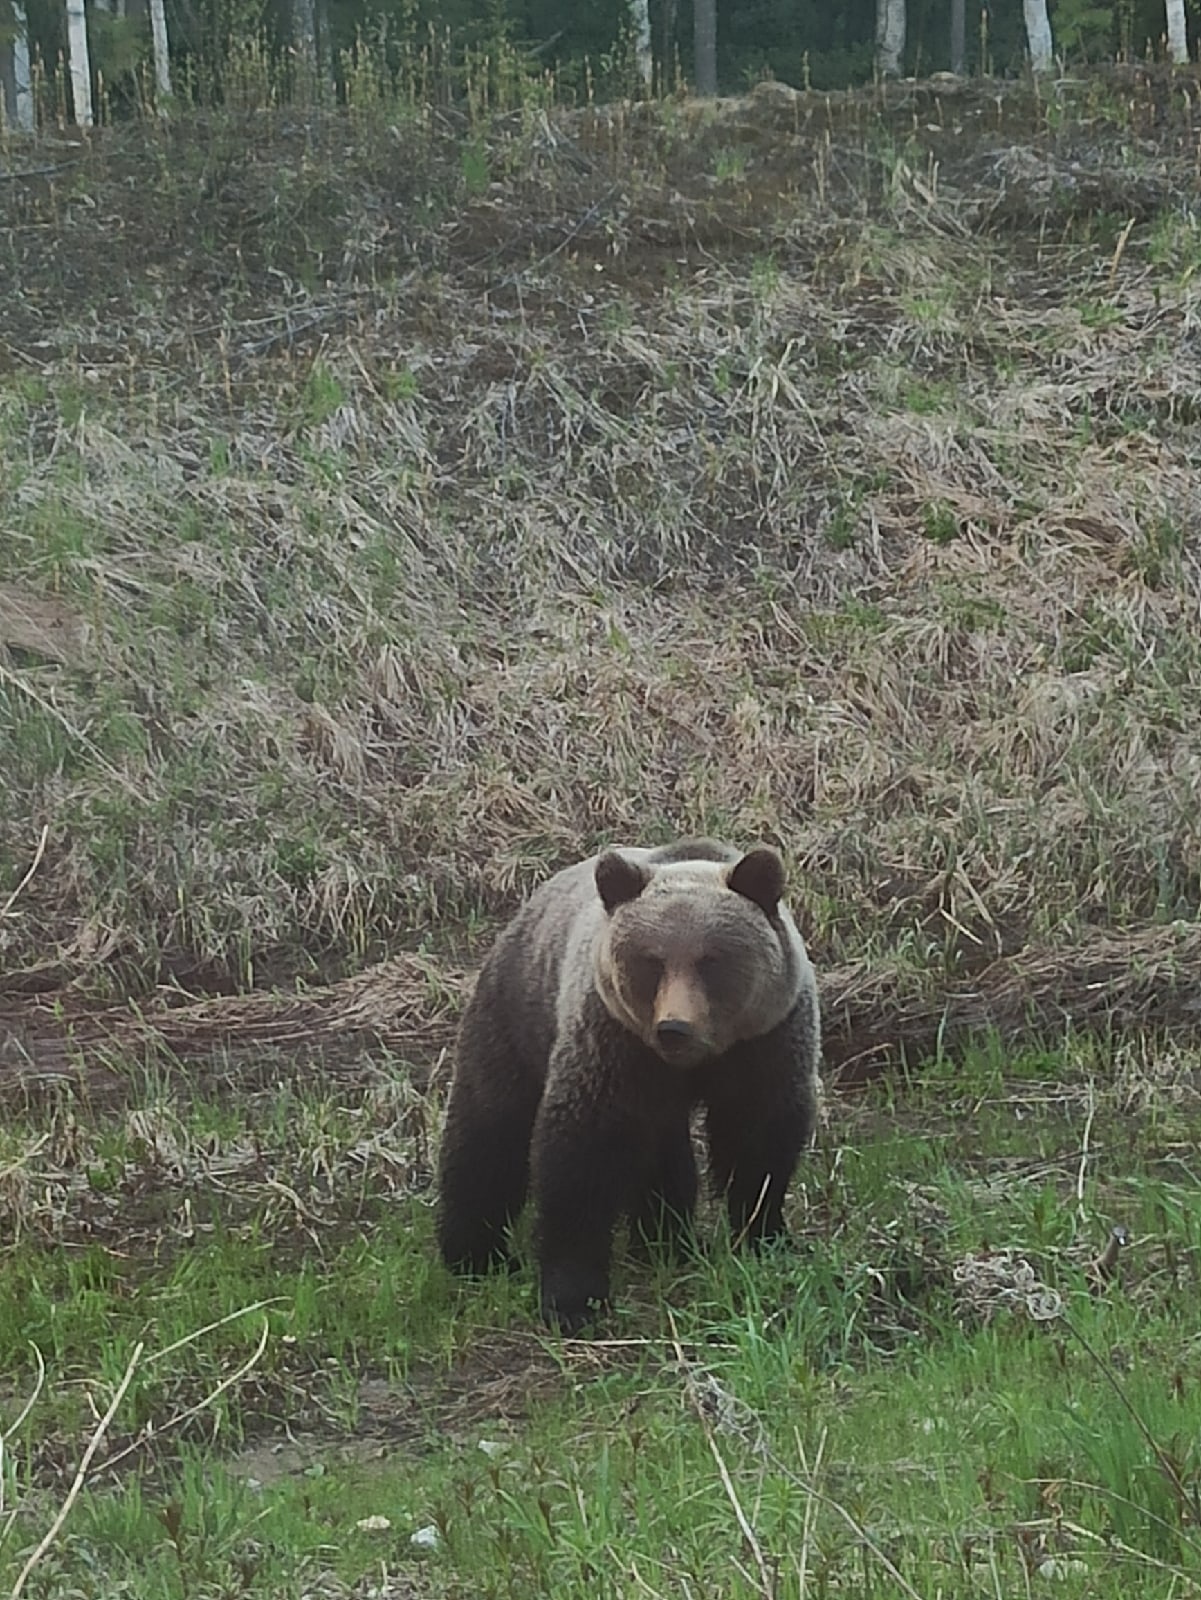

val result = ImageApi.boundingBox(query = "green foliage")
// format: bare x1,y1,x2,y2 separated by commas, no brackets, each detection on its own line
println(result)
459,133,491,193
1054,0,1120,57
712,145,749,183
301,361,347,426
2,1039,1201,1596
1148,213,1201,279
921,499,960,544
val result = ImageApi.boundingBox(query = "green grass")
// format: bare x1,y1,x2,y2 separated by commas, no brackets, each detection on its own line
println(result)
3,75,1201,1600
0,1037,1198,1598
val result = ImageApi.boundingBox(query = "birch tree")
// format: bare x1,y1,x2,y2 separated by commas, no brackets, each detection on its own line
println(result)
149,0,171,95
875,0,905,76
65,0,94,125
2,2,35,130
693,0,716,96
660,0,677,89
949,0,965,74
1165,0,1189,63
1023,0,1054,72
631,0,652,94
291,0,334,100
293,0,318,90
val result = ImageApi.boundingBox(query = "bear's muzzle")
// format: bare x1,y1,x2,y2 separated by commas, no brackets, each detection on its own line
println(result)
653,1016,711,1065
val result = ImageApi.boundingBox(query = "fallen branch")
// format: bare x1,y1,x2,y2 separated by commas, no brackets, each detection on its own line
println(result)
819,920,1201,1084
102,1315,272,1474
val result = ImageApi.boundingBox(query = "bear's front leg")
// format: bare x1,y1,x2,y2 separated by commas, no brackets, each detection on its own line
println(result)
436,992,545,1277
629,1117,698,1260
703,1027,817,1249
529,1065,646,1332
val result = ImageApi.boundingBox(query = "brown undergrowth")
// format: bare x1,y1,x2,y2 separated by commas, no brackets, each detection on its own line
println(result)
3,73,1201,1043
3,922,1200,1108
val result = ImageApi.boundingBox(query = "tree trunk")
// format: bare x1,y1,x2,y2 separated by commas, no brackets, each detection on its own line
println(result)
950,0,966,74
1023,0,1054,72
149,0,172,96
0,38,11,127
631,0,653,94
317,0,332,84
292,0,318,97
14,1,33,128
660,0,677,90
1165,0,1189,63
65,0,94,127
875,0,906,77
693,0,716,96
2,2,35,130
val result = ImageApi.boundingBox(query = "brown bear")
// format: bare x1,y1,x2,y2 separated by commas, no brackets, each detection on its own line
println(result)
435,838,821,1331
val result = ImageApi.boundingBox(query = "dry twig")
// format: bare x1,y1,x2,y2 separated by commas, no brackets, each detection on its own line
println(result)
10,1341,145,1600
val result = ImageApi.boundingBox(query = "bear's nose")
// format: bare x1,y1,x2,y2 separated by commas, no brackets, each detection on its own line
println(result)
656,1019,696,1049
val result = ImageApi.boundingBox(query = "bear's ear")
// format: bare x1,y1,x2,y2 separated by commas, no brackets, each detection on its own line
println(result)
595,851,648,913
727,847,786,916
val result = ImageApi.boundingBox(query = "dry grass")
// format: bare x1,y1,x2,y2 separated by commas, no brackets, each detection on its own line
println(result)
4,919,1201,1111
2,74,1201,1031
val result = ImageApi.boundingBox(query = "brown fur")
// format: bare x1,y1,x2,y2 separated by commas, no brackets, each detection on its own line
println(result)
435,838,821,1331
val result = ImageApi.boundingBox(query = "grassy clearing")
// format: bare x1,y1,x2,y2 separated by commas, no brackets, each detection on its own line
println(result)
3,69,1201,1600
0,1036,1199,1596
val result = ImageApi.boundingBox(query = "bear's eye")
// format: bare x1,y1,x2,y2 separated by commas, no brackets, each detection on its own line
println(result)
695,953,727,989
627,955,663,999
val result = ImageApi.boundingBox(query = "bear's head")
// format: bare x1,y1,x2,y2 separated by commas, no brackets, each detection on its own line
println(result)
593,847,806,1067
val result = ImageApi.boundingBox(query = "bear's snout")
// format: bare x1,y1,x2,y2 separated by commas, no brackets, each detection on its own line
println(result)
653,1015,710,1064
650,968,713,1062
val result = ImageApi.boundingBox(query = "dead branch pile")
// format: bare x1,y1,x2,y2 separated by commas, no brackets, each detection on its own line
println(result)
3,923,1199,1105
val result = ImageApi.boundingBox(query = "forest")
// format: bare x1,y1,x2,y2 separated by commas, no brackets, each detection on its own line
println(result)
1,0,1197,131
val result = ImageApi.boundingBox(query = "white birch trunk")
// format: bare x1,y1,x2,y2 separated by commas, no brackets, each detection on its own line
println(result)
317,0,331,80
65,0,94,127
5,2,35,130
1165,0,1189,63
631,0,652,93
950,0,966,74
149,0,172,95
876,0,906,77
293,0,317,72
693,0,716,96
1023,0,1054,72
